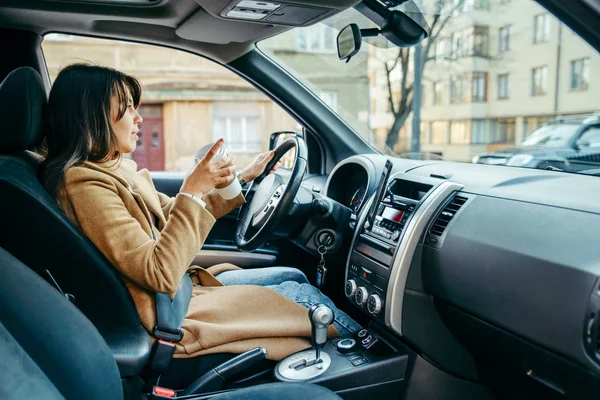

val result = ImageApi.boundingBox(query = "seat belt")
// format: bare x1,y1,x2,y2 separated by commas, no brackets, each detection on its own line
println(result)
149,274,193,373
146,210,193,373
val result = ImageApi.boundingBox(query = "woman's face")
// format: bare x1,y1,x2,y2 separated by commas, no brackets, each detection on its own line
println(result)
110,90,143,155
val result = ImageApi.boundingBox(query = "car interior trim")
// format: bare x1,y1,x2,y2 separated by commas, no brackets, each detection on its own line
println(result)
384,179,464,336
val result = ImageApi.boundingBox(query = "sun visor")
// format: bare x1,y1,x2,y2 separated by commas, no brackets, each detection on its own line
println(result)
195,0,345,26
176,8,281,44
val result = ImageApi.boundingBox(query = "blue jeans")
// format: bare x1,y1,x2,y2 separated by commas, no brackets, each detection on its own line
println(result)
215,267,361,336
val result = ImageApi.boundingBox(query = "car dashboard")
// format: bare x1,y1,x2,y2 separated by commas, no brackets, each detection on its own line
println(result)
323,154,600,397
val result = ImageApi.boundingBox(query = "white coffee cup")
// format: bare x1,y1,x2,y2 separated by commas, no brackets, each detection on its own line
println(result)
193,142,242,200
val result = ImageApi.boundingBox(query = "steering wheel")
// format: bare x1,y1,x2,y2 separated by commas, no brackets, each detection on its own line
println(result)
235,135,307,251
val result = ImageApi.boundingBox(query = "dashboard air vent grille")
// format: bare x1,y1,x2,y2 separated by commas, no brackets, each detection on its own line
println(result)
429,195,468,237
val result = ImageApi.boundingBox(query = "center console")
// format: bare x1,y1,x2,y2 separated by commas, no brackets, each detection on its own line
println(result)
344,163,463,335
345,178,430,322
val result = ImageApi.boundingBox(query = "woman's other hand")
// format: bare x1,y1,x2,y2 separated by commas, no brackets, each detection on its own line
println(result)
181,139,235,197
241,150,281,182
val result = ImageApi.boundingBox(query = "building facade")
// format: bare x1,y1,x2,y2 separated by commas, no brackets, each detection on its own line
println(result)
369,0,600,162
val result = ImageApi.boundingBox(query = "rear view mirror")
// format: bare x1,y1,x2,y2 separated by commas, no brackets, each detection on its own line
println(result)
337,24,362,62
337,1,429,63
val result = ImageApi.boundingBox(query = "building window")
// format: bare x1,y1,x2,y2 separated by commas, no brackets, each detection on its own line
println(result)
451,26,489,58
490,118,516,143
474,0,490,9
453,0,490,14
430,121,447,144
534,14,550,43
435,38,448,62
531,66,548,96
471,72,487,102
499,25,510,52
450,76,466,103
473,26,489,56
471,120,486,144
497,74,509,99
451,31,467,58
433,81,444,105
212,102,261,153
295,24,335,53
570,58,591,91
450,120,469,144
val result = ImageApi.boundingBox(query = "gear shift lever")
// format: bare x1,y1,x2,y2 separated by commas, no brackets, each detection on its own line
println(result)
274,303,334,381
309,303,334,362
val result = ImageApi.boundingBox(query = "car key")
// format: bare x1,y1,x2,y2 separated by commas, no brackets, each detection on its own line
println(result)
316,245,328,288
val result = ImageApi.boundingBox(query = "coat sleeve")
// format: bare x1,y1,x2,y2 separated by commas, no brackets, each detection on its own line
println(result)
65,168,216,294
158,190,245,220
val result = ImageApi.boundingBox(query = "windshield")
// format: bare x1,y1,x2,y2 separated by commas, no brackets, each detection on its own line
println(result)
521,124,579,147
257,0,600,176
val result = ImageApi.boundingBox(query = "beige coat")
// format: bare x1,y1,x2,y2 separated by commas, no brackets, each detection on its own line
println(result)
59,158,338,360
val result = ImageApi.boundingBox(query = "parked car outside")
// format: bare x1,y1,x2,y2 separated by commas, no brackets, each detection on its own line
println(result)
473,115,600,174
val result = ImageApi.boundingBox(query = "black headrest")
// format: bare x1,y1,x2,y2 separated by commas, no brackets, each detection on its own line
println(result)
0,67,46,154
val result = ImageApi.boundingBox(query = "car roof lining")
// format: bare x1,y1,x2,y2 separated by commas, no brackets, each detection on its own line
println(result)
0,0,359,63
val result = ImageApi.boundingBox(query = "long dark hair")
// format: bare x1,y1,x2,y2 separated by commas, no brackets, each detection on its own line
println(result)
42,63,141,199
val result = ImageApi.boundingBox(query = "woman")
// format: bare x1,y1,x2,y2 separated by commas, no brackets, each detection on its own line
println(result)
42,63,360,364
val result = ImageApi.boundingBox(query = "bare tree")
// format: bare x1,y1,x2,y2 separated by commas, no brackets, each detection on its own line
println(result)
383,0,465,150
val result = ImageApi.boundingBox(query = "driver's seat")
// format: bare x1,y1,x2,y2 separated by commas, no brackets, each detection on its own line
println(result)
0,66,273,387
0,67,152,377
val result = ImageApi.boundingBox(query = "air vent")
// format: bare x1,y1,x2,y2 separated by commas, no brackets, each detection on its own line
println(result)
429,195,467,237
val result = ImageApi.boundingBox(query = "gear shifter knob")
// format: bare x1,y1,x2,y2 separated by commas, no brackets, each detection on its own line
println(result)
308,303,334,362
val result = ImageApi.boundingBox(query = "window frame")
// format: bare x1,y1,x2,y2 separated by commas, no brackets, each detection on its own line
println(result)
499,25,511,53
497,73,509,100
570,58,591,91
433,81,444,105
531,66,548,96
533,13,551,44
471,72,488,103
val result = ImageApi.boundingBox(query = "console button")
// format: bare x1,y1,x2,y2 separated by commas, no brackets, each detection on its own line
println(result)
357,329,368,339
345,279,357,298
361,335,374,346
359,267,372,283
367,294,382,316
355,287,368,306
336,338,357,354
351,357,368,366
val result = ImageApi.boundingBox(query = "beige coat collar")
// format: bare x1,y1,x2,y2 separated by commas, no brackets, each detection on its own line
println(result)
82,158,165,229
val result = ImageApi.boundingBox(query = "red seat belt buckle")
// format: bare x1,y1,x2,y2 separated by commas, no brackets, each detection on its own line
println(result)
153,386,176,398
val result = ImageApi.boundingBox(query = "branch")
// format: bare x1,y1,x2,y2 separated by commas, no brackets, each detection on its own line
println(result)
384,62,397,116
385,49,402,74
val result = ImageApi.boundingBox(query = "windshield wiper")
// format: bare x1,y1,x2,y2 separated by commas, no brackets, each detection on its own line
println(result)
544,166,563,172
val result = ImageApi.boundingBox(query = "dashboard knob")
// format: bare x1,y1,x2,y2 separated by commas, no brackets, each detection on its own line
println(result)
367,294,382,316
355,286,368,306
336,338,357,354
391,230,400,241
345,279,357,298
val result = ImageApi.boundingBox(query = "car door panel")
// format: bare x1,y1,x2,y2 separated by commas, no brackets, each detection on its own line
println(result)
150,172,280,267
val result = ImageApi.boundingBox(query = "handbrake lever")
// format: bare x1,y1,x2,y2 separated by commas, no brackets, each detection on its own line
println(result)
181,347,267,396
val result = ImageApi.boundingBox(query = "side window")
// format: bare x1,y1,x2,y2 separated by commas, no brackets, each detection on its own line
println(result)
579,126,600,148
42,34,300,171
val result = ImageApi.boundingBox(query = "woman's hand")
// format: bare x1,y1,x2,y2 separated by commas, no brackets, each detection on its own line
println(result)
181,139,235,197
241,150,280,183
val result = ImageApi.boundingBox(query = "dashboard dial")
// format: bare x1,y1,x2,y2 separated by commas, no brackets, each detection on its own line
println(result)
350,186,366,214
